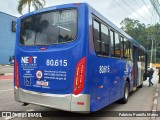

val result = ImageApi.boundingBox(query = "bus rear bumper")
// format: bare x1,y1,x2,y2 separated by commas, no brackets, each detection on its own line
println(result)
14,88,90,112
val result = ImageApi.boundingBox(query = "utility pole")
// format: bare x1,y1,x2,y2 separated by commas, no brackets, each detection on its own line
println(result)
155,46,156,68
154,38,156,69
150,0,160,69
150,36,154,68
150,35,156,68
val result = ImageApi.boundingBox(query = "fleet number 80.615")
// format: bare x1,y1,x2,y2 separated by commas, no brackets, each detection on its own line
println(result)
46,59,67,67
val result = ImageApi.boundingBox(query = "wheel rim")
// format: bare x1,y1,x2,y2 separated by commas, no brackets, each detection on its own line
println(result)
125,85,129,100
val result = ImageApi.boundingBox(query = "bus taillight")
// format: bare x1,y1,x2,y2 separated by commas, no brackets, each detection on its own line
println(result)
14,59,20,88
73,57,86,95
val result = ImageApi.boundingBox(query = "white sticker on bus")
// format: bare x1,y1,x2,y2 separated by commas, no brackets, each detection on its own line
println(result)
99,66,110,74
46,59,67,67
36,70,43,79
36,81,49,87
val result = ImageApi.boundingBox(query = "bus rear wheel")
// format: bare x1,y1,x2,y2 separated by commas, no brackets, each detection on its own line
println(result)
120,81,129,104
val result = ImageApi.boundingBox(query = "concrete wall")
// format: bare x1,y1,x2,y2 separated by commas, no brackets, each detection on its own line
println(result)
0,12,17,64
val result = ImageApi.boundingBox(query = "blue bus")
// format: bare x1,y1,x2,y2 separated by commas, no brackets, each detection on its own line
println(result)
14,3,147,112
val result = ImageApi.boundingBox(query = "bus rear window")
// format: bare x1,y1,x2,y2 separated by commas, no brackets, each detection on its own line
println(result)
20,9,77,46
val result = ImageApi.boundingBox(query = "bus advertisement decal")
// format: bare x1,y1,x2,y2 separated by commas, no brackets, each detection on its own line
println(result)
33,80,50,89
21,56,38,68
36,70,43,80
44,70,67,81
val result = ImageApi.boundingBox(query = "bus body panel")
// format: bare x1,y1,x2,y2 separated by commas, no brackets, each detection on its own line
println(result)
14,3,146,112
87,6,134,112
14,3,91,112
137,61,145,86
16,44,82,94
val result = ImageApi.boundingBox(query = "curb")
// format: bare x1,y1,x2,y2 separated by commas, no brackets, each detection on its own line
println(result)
151,84,160,120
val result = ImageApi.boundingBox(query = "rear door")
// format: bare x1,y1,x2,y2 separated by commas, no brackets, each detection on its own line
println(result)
133,46,138,89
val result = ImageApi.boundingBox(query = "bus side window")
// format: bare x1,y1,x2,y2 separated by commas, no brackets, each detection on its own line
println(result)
143,51,145,63
123,38,128,59
138,48,142,62
93,20,101,54
138,48,140,62
130,42,133,61
110,30,114,56
124,38,130,59
120,36,124,57
114,32,121,57
142,51,143,62
101,24,109,56
127,40,131,60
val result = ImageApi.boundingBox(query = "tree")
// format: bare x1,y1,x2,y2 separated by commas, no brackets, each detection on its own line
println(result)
120,18,146,46
120,18,160,63
17,0,45,14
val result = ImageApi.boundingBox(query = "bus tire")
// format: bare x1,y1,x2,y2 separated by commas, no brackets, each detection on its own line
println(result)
120,81,129,104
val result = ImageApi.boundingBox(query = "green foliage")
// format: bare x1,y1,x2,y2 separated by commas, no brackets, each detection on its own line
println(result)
17,0,45,14
120,18,160,63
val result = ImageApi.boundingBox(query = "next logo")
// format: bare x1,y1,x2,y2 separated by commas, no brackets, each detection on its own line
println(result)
21,56,37,64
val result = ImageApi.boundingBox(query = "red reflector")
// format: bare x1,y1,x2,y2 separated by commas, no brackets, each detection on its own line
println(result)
14,59,20,88
73,57,86,95
77,102,84,105
98,85,103,88
74,3,81,6
40,48,47,50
